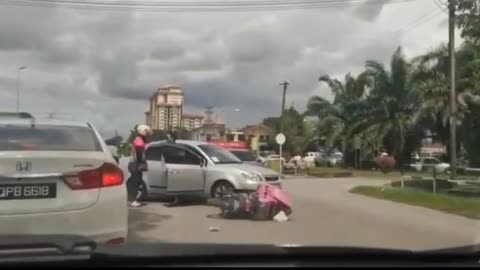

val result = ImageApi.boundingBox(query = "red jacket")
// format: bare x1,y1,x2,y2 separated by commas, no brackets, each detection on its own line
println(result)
131,136,146,164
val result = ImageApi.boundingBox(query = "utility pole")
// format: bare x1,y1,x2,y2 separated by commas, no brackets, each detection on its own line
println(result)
448,0,457,179
279,81,289,134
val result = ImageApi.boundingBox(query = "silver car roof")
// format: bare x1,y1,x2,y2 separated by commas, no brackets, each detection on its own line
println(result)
147,139,209,148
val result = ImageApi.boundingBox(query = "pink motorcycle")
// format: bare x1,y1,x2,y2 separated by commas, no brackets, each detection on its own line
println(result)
207,183,292,221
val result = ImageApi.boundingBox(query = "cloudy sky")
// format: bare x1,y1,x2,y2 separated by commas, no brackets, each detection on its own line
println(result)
0,0,457,138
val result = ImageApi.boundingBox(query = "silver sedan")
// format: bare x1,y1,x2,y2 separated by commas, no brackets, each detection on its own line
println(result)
120,140,282,199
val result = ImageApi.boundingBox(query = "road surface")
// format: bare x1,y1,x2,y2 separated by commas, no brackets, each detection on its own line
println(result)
127,177,480,251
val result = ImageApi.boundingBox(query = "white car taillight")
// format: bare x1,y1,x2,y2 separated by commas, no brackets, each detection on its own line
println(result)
64,163,124,190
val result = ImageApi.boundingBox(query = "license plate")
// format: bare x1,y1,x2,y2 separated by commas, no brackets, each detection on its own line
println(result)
0,183,56,200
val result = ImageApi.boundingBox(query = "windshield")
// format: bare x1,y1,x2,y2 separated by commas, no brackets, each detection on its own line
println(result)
198,144,242,164
0,125,101,151
230,150,256,162
2,0,480,259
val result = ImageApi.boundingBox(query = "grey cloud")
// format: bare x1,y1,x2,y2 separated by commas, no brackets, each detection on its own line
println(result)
0,76,17,92
354,1,385,22
37,44,85,65
147,29,197,60
150,46,186,60
228,32,276,63
0,6,60,51
95,48,144,98
226,16,299,64
172,52,226,71
112,86,151,101
438,18,448,28
0,1,445,132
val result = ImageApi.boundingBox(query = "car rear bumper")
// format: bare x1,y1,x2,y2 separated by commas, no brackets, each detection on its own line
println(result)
0,186,128,244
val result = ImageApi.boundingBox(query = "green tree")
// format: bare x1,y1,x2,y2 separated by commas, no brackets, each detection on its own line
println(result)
306,73,368,160
456,0,480,45
411,41,480,159
262,107,314,156
105,135,123,146
361,47,420,161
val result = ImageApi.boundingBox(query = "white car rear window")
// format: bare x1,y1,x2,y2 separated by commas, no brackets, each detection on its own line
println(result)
0,124,102,151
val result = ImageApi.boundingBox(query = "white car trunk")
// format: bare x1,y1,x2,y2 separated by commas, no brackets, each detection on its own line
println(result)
0,151,105,215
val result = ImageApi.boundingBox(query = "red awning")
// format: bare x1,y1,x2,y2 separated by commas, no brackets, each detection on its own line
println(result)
209,141,249,149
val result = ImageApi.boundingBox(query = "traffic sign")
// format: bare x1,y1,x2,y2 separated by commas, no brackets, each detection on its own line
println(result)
275,133,286,145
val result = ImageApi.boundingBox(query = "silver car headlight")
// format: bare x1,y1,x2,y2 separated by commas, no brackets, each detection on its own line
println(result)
241,172,262,182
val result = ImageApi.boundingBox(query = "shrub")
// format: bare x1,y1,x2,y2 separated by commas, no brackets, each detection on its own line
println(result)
375,156,396,174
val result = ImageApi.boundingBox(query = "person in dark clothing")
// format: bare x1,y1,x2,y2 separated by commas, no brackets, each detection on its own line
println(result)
127,124,152,208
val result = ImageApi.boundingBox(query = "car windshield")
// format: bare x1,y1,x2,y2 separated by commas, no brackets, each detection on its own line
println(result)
198,144,242,164
0,124,101,151
2,0,480,260
230,150,256,162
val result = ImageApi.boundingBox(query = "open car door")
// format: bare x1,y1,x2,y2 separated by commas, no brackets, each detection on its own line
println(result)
144,145,168,193
163,144,206,194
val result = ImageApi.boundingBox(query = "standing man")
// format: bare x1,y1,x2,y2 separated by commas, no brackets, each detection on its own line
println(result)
127,124,152,208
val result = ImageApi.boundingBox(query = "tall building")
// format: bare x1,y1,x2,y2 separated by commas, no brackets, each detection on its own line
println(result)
145,85,184,130
182,114,204,131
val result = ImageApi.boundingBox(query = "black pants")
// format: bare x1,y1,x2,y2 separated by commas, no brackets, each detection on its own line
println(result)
127,162,143,202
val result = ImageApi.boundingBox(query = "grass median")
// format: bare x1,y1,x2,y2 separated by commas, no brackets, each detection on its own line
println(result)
304,167,441,180
350,186,480,219
305,167,405,180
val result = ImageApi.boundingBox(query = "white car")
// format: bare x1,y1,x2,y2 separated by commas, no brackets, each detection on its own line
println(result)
265,154,285,163
0,112,127,244
410,157,450,173
302,152,319,166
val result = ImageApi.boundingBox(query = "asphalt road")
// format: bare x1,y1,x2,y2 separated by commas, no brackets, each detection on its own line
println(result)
127,177,480,251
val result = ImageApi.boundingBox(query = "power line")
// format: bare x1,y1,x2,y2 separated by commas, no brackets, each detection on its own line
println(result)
0,0,419,12
389,9,445,35
0,0,419,7
364,8,445,44
434,0,448,14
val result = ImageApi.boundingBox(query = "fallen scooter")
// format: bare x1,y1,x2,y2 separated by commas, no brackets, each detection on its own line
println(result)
207,183,292,221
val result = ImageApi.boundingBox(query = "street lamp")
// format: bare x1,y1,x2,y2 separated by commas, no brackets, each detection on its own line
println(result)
16,66,28,113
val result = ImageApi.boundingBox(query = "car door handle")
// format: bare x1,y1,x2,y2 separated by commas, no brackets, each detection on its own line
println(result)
168,169,178,174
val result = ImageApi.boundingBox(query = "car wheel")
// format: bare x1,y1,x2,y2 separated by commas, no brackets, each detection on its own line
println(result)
211,181,235,198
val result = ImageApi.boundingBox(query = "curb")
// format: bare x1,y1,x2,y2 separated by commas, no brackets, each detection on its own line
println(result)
307,172,353,178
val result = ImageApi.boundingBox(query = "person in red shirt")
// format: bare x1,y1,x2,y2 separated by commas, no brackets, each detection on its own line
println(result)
127,124,152,207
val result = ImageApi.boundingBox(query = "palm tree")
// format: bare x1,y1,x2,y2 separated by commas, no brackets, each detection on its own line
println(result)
361,47,420,161
306,73,368,157
411,41,480,158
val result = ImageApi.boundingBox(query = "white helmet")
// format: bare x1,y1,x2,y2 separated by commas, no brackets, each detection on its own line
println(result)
136,124,152,136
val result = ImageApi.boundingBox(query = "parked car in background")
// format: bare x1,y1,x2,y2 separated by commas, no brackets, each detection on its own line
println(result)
230,149,264,167
328,152,343,167
0,112,128,244
256,155,266,164
119,140,282,200
312,152,343,167
265,154,285,163
208,141,264,167
313,153,329,167
410,157,450,173
303,152,319,165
